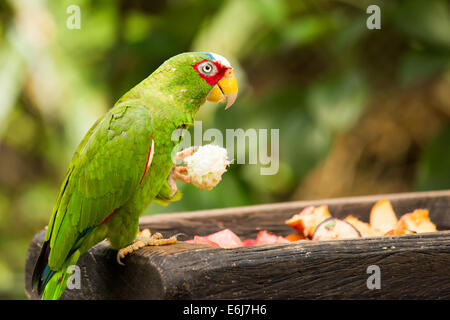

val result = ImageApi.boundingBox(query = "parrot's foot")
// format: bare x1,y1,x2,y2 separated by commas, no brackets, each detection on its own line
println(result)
116,229,178,265
176,146,195,160
167,147,196,197
168,165,192,197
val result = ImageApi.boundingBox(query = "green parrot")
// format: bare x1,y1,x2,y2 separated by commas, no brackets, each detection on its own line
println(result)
31,52,238,300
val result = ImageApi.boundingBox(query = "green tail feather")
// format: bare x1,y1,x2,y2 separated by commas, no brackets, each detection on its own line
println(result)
42,251,80,300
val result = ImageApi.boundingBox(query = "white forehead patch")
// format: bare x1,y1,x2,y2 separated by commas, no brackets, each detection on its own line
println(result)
209,52,231,68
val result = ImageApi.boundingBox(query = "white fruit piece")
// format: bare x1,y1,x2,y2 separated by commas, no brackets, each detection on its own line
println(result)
184,144,231,190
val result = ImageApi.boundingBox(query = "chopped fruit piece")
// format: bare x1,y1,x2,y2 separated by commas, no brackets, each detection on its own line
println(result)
185,203,439,248
394,209,436,234
186,229,290,248
345,215,378,237
241,231,290,246
185,229,243,248
185,235,220,247
285,206,314,234
184,144,230,190
241,238,258,246
384,229,415,236
254,230,290,245
312,218,361,241
206,229,243,248
285,205,332,238
370,200,398,235
285,233,306,242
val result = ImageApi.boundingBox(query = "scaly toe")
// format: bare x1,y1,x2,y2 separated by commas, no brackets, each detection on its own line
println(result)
116,231,178,265
152,232,163,240
176,147,195,160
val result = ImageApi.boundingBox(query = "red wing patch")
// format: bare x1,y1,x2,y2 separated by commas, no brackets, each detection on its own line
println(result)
100,208,118,225
139,135,154,184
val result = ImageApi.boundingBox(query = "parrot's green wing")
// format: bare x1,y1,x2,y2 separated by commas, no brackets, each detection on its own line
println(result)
44,103,154,270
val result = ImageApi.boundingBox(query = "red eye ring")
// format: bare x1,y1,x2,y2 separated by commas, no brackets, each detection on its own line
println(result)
192,59,228,86
198,61,217,76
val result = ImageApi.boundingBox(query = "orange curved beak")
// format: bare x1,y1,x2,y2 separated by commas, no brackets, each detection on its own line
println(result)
206,69,238,110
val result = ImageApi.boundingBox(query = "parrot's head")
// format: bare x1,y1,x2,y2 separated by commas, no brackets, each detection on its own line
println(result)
191,52,238,110
154,52,238,112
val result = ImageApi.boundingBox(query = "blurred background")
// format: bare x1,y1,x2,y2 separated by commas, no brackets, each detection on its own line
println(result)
0,0,449,299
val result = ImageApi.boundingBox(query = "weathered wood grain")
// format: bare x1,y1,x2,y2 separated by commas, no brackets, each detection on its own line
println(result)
25,190,450,299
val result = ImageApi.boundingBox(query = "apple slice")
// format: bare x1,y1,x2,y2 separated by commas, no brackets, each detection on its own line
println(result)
285,233,306,242
254,230,290,245
285,205,332,238
370,200,398,235
241,238,258,246
394,209,436,234
345,215,378,237
185,235,220,247
312,218,361,241
206,229,244,248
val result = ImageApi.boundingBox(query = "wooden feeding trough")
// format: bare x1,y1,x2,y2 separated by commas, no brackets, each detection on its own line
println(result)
25,190,450,299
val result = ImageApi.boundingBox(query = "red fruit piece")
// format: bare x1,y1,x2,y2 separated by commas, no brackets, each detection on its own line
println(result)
241,238,258,246
185,235,219,247
285,233,306,242
255,230,290,245
206,229,243,248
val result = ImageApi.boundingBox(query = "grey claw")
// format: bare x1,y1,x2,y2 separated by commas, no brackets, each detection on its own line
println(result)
116,252,125,266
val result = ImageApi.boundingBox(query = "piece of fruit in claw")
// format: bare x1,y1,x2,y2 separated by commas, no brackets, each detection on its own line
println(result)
312,218,361,241
386,209,437,235
369,200,398,235
345,215,378,237
285,205,332,238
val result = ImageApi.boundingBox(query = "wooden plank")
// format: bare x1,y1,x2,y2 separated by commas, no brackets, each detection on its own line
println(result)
25,190,450,299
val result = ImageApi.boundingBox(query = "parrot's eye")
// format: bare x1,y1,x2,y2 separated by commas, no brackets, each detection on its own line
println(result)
199,61,217,76
203,65,212,72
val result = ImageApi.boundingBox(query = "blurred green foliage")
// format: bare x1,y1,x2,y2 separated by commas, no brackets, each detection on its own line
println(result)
0,0,449,299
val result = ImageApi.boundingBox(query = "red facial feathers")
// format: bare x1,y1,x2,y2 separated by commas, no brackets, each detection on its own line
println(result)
192,59,229,86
